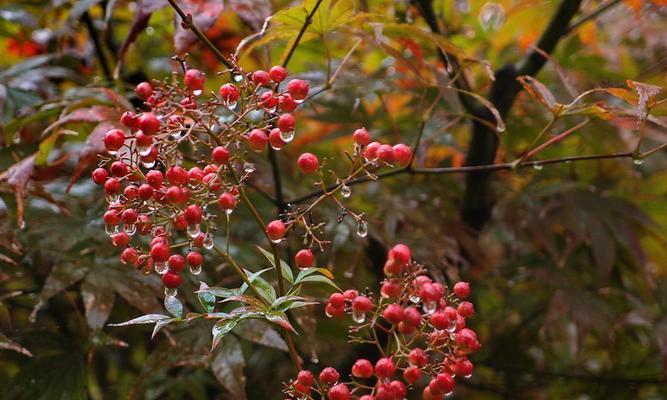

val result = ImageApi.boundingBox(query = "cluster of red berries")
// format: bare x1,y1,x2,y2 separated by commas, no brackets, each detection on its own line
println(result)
352,128,413,167
287,244,479,399
93,64,316,294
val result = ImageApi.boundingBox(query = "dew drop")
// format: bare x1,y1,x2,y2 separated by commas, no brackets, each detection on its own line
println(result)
190,264,202,275
496,120,506,132
532,163,543,171
455,0,471,13
422,300,437,315
479,2,505,30
193,89,203,96
224,100,238,110
141,159,156,169
447,319,457,333
105,224,119,236
633,158,644,165
341,184,351,198
352,310,366,324
107,150,118,157
225,208,234,216
164,287,177,297
138,145,152,157
444,390,454,398
203,233,215,249
187,223,201,238
170,131,183,140
123,223,137,235
356,220,368,237
270,238,282,244
409,295,421,304
279,130,295,143
233,74,243,82
154,261,167,274
243,162,256,174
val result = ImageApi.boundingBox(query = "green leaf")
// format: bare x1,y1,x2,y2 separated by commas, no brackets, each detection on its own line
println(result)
197,286,239,298
197,282,216,313
164,295,184,318
239,268,276,303
256,245,294,284
211,318,239,350
108,314,171,326
295,267,334,283
211,335,246,399
151,318,176,339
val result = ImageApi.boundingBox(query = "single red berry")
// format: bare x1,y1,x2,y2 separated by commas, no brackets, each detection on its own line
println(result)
268,128,286,150
111,232,130,247
328,293,345,308
325,303,345,318
141,146,158,163
212,146,230,164
434,373,455,393
352,359,374,378
150,242,170,262
374,357,396,378
430,311,452,330
390,380,407,398
203,164,218,174
251,70,270,86
352,296,373,314
364,141,381,160
168,254,186,272
120,247,138,265
278,113,295,132
409,348,428,366
166,166,188,185
353,127,371,145
166,186,185,204
188,167,205,183
327,383,350,400
377,144,395,163
120,111,137,128
135,131,152,149
403,306,422,326
137,214,152,234
319,367,340,385
457,301,475,318
389,243,411,264
419,283,441,303
110,161,128,177
145,170,164,188
266,220,286,242
259,91,278,109
278,93,297,112
104,129,125,152
138,184,154,200
343,289,358,300
124,185,138,200
139,113,160,135
247,129,268,152
382,304,404,325
297,152,319,174
184,69,205,91
392,144,412,166
92,168,108,184
104,178,121,195
269,65,288,82
135,82,153,100
121,208,138,224
173,214,187,230
295,249,314,270
184,204,202,225
287,79,309,100
162,271,181,288
297,370,314,387
219,83,239,103
403,366,421,384
454,281,471,298
218,192,237,210
381,279,401,298
359,396,375,400
454,358,474,377
293,381,310,395
186,251,203,266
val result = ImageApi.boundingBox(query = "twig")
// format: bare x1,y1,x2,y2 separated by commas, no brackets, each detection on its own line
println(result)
566,0,622,34
523,119,589,161
281,0,325,67
82,11,113,82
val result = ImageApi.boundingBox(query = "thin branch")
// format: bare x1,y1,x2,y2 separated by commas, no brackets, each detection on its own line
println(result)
523,119,589,161
281,0,325,67
566,0,622,34
82,11,113,82
166,0,234,69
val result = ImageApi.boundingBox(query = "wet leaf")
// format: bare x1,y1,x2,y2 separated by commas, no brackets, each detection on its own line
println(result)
264,312,296,333
31,262,89,319
211,317,239,350
164,295,184,318
256,245,293,284
114,0,165,78
211,335,246,399
517,75,558,112
81,271,116,331
197,281,216,313
0,154,36,228
108,313,171,326
233,319,287,351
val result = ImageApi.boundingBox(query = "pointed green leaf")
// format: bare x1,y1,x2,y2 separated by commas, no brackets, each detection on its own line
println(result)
164,296,184,319
198,282,217,313
256,245,294,284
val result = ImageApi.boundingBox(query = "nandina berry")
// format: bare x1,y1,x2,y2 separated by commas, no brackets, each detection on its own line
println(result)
455,328,480,353
203,173,221,191
251,70,270,86
352,359,374,378
186,251,203,266
364,141,381,159
137,214,152,234
268,128,286,149
403,366,421,384
104,178,121,195
278,93,297,112
184,204,202,225
374,357,396,378
184,69,205,91
390,380,407,398
162,271,181,288
136,128,154,148
104,129,125,152
295,249,314,269
454,358,474,377
247,129,268,152
383,259,404,276
382,304,404,325
138,184,154,200
389,243,411,264
180,97,196,109
325,303,345,318
111,232,130,247
277,113,295,132
120,247,138,265
352,295,373,314
124,185,138,200
419,283,441,303
110,161,128,177
266,219,286,242
211,146,230,164
409,348,428,366
92,168,108,185
166,186,185,204
328,293,345,308
139,112,160,135
269,65,287,82
287,79,309,100
168,254,185,272
327,383,350,400
454,281,471,298
353,127,371,145
219,83,239,103
145,170,164,188
141,146,157,163
203,164,218,174
297,370,314,387
434,373,455,393
343,289,358,300
121,208,138,224
120,111,138,128
319,367,339,385
259,91,278,109
135,82,153,99
430,311,452,330
166,166,188,185
381,279,402,298
188,167,205,183
403,306,422,326
377,144,395,163
359,396,375,400
392,144,412,166
173,214,187,230
150,242,170,262
297,153,319,174
293,381,310,395
457,301,475,318
217,192,237,210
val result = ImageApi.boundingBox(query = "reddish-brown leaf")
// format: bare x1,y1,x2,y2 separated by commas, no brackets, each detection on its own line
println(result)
0,154,35,227
174,0,224,54
229,0,272,30
44,105,120,135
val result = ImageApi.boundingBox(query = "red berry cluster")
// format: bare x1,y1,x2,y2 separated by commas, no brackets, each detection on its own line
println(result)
352,127,413,167
92,64,312,295
286,244,480,399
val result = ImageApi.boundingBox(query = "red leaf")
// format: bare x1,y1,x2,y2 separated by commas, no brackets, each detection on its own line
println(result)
44,105,120,134
114,0,166,78
174,0,224,54
0,154,35,228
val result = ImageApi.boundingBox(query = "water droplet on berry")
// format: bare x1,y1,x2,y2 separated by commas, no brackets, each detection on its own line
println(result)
243,162,256,174
356,220,368,237
444,390,454,398
633,157,644,165
170,130,183,140
164,287,177,297
193,89,203,96
138,145,152,157
225,208,234,216
107,194,121,204
190,264,202,275
341,184,351,198
203,233,215,249
123,223,137,235
447,319,457,333
105,224,119,236
422,300,437,315
108,150,118,157
352,310,366,324
532,163,543,171
270,238,282,244
409,295,421,304
224,100,238,110
233,74,243,82
154,261,167,274
279,130,295,143
141,159,156,168
325,308,334,318
187,223,201,238
247,109,264,122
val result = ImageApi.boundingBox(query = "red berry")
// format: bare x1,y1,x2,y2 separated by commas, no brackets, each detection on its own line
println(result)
162,271,181,288
251,70,270,86
381,279,401,299
168,254,186,272
295,249,314,270
390,380,407,398
138,184,154,200
184,69,205,91
297,152,319,174
353,127,371,145
454,281,471,298
188,167,205,183
104,129,125,152
184,204,202,225
92,168,108,184
120,247,138,264
124,185,138,200
287,79,309,100
135,82,153,99
382,304,404,325
434,373,455,393
186,251,203,267
278,93,297,112
139,113,160,135
166,166,188,185
121,208,138,224
419,283,442,303
392,144,412,166
219,83,239,103
457,301,475,318
173,214,187,230
364,141,381,160
374,357,396,378
120,111,138,128
269,65,288,82
403,366,421,384
389,243,411,264
319,367,339,385
377,144,395,163
259,91,278,109
352,296,373,314
268,128,286,150
327,384,350,400
135,131,152,148
403,306,422,326
104,178,121,195
430,311,452,330
409,348,428,366
266,220,286,242
278,113,295,132
137,214,152,234
455,358,474,377
328,293,345,308
293,381,310,395
212,146,230,164
352,359,374,378
247,129,268,152
325,303,345,317
343,289,358,300
110,161,128,177
166,186,185,204
111,232,130,247
297,370,314,387
150,242,170,262
145,170,164,188
218,192,237,210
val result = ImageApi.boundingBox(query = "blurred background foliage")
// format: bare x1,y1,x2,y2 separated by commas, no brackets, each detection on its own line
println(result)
1,0,667,399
